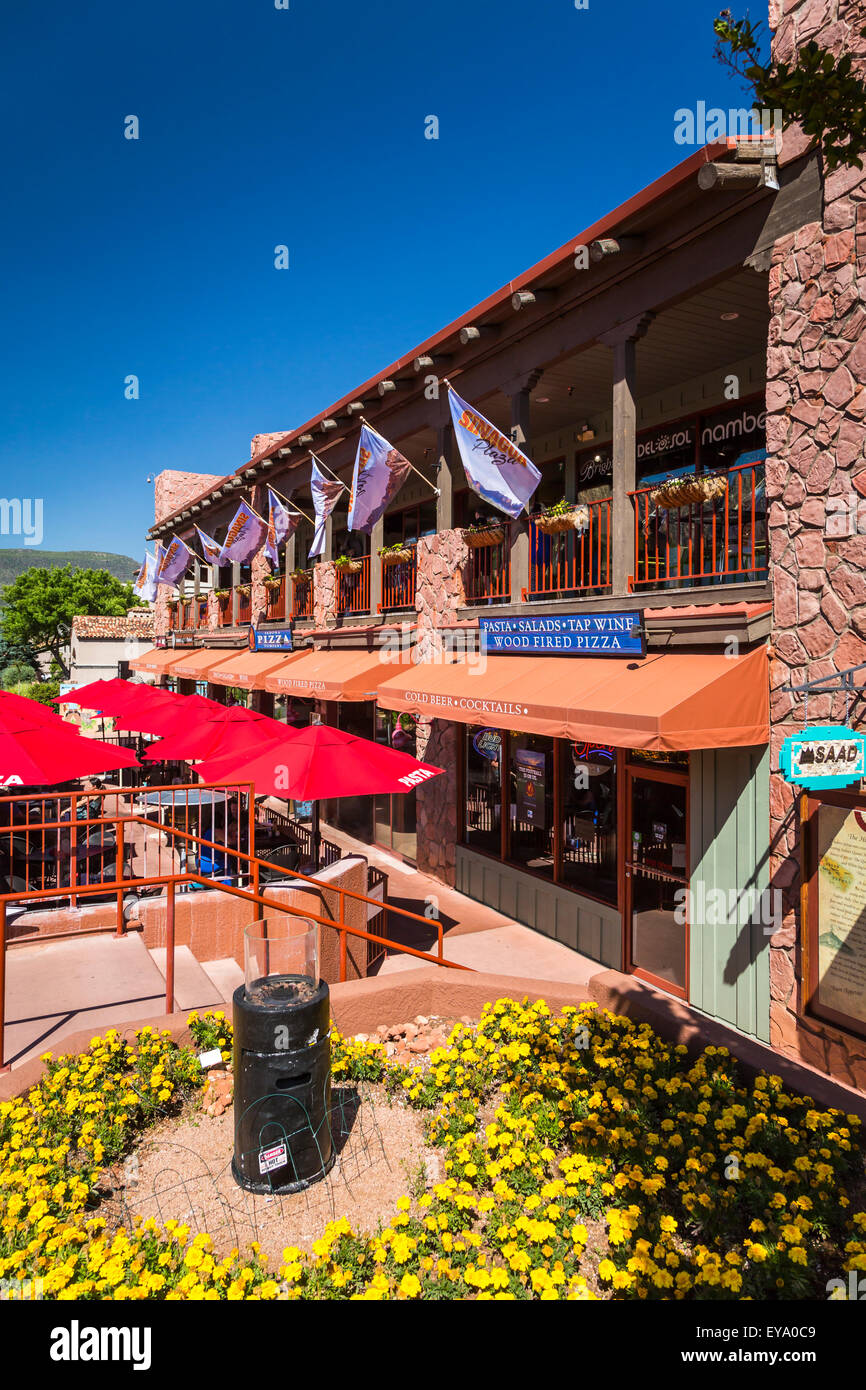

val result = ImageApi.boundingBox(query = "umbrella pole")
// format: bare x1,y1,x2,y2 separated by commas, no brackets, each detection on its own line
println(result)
312,800,320,870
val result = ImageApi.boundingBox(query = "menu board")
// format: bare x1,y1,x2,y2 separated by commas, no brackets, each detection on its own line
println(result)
817,804,866,1028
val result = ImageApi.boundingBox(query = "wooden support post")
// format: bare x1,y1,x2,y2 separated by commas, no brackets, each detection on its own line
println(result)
504,372,540,605
436,421,455,531
0,899,7,1072
600,314,653,598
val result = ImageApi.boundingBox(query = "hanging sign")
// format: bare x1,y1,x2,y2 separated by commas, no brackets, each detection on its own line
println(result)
779,724,866,790
249,626,294,652
479,612,645,657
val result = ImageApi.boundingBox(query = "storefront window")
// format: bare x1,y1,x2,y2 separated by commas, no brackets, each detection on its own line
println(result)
630,748,690,772
464,725,503,856
808,796,866,1037
374,710,419,860
561,742,617,901
507,733,555,880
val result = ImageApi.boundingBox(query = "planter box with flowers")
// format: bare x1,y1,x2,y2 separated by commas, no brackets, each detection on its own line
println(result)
290,568,311,583
377,542,414,566
462,523,505,549
334,555,363,574
535,500,590,535
649,473,728,510
263,576,283,590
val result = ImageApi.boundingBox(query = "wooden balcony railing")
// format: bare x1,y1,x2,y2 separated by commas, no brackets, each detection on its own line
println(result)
236,586,252,624
379,547,417,612
265,577,287,621
291,572,314,620
464,524,511,605
336,555,370,616
527,499,612,599
177,599,194,631
629,459,767,590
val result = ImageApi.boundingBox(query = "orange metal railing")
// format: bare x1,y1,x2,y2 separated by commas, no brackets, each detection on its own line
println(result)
236,586,252,624
379,547,417,612
527,499,611,598
0,781,472,1067
292,572,314,619
464,523,511,604
629,459,767,590
217,593,232,627
336,555,370,616
265,577,287,621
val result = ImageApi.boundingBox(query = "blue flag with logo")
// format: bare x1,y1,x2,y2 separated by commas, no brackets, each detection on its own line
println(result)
448,385,541,519
348,424,413,534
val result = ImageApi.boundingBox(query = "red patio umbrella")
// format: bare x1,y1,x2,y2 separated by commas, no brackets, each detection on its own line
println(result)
114,691,222,737
0,709,140,787
141,706,289,763
198,722,443,799
0,691,68,726
53,677,156,713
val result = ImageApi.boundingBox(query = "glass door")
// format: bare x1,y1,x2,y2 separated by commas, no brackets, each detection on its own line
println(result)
625,767,689,997
373,710,419,861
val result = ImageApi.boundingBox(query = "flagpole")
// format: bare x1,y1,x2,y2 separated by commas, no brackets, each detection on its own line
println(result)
310,454,349,492
264,484,314,526
358,418,440,496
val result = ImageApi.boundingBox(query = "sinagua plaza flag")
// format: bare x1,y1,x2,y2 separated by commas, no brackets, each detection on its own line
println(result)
218,501,267,566
156,535,191,585
447,384,541,519
309,459,344,558
265,487,300,568
133,552,158,604
195,525,223,567
348,423,412,534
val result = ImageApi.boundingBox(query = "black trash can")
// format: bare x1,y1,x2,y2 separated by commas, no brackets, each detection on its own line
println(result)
231,976,334,1194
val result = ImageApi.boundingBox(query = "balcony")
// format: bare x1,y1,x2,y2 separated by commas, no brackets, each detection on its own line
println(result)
629,460,767,590
527,498,612,599
236,586,252,624
291,572,314,620
379,545,417,612
336,555,370,617
463,523,511,605
265,576,287,621
216,592,232,627
196,597,208,628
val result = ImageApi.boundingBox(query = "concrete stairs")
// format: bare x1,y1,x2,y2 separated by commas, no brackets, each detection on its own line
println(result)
147,947,238,1009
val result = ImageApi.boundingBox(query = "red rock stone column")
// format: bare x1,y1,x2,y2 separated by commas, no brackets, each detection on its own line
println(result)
766,0,866,1087
313,562,336,627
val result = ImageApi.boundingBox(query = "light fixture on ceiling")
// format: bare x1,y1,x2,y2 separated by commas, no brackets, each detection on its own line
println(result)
534,395,550,403
720,311,740,321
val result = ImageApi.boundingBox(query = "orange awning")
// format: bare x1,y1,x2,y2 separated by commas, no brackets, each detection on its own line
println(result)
167,647,234,681
376,647,769,751
206,649,307,691
264,649,409,701
129,647,189,675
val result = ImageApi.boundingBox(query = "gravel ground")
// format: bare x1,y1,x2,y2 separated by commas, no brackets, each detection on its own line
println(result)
117,1085,442,1268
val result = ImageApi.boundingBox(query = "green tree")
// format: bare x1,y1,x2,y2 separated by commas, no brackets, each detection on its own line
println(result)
714,10,866,170
0,566,136,680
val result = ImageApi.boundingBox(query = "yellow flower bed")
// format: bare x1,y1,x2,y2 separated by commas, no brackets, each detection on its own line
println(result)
1,1000,864,1300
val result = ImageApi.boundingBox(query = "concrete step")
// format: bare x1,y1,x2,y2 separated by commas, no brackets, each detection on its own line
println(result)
199,957,244,1004
147,946,225,1010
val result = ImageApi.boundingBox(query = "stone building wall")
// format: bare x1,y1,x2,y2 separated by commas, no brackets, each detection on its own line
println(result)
767,0,866,1087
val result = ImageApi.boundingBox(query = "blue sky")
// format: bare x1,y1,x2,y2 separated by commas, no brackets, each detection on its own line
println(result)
0,0,761,560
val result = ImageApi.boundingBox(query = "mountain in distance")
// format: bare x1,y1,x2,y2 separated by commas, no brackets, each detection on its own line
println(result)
0,550,140,587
